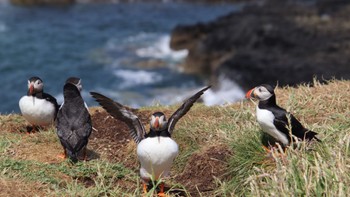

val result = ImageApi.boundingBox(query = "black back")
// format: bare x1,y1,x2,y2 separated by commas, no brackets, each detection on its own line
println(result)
259,95,318,143
56,83,92,162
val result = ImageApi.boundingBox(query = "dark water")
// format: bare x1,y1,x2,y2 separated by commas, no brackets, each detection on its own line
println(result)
0,2,241,113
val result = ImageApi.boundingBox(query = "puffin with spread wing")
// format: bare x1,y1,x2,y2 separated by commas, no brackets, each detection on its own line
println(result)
91,86,210,196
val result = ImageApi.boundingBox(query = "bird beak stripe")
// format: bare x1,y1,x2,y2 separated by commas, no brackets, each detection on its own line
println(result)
29,84,34,95
246,88,255,99
154,117,159,129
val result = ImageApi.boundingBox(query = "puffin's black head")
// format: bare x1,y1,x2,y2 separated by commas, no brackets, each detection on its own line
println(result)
27,76,44,95
150,112,167,131
63,83,81,100
65,77,82,92
246,84,275,101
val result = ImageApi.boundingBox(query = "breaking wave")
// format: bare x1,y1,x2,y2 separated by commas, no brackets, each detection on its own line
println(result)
203,76,245,106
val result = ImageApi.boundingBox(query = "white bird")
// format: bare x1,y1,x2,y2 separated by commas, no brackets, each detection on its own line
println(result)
19,76,58,133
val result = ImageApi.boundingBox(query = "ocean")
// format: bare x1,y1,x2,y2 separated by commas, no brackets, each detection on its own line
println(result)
0,1,244,114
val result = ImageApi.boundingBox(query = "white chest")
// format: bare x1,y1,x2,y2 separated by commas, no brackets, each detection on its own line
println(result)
137,137,179,180
256,106,289,145
19,96,56,126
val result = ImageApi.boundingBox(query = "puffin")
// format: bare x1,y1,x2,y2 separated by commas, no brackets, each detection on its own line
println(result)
246,84,319,148
56,77,92,163
90,86,210,196
19,76,59,133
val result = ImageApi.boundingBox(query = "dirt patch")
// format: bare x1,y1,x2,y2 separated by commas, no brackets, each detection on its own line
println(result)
0,114,27,134
13,138,63,164
0,178,47,197
89,108,152,168
175,144,232,196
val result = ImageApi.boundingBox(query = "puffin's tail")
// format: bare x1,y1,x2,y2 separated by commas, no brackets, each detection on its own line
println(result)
305,130,321,142
67,150,78,163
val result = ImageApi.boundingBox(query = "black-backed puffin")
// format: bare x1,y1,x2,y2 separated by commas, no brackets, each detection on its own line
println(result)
90,86,210,196
19,76,59,133
246,84,319,148
56,77,92,163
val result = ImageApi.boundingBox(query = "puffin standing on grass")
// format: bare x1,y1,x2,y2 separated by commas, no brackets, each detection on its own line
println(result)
19,76,59,133
246,84,319,148
56,77,92,162
90,86,210,196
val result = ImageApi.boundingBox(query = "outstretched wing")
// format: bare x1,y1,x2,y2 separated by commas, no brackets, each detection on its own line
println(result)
167,86,210,135
90,92,146,144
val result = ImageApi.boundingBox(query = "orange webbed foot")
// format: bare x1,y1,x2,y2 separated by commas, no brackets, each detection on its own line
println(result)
58,149,67,159
157,183,167,197
142,183,148,196
57,153,67,159
262,145,271,153
157,192,167,197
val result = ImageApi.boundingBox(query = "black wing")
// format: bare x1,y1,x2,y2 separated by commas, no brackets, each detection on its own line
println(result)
90,92,146,144
43,92,59,117
167,86,210,135
272,107,317,141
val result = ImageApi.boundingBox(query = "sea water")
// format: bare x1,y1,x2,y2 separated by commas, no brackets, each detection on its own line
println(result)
0,1,243,113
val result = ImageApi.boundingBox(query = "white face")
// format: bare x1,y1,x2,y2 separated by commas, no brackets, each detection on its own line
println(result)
28,79,43,94
253,86,273,101
150,114,167,131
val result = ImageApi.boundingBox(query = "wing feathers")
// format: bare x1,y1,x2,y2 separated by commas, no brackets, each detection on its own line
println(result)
90,92,145,144
168,86,210,134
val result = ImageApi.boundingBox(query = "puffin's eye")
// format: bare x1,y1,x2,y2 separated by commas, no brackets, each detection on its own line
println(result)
258,88,262,92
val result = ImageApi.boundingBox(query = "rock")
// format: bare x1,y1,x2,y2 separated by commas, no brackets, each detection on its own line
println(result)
170,0,350,90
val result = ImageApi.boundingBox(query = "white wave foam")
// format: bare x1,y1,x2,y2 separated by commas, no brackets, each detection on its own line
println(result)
114,69,162,88
203,76,245,106
135,35,188,61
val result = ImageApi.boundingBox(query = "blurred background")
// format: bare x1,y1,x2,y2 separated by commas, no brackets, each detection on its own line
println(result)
0,0,349,114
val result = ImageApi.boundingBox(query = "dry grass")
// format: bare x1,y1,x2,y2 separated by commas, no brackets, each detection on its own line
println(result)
0,80,349,196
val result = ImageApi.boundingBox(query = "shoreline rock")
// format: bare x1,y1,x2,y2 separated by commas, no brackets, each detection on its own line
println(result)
170,0,350,90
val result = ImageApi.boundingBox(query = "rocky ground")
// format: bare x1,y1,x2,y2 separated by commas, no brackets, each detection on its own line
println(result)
170,0,350,91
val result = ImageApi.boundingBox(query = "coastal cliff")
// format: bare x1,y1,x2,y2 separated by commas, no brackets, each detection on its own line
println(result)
170,0,350,90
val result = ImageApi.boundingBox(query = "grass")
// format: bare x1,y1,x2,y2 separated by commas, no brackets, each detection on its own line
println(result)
0,79,349,196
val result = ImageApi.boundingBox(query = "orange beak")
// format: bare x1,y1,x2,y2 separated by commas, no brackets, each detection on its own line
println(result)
29,84,34,95
245,88,255,99
154,117,159,129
